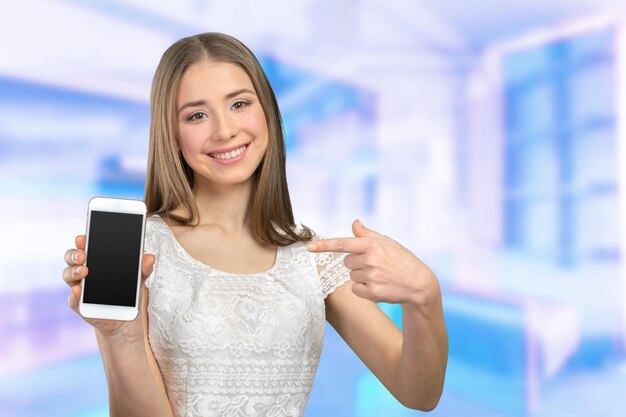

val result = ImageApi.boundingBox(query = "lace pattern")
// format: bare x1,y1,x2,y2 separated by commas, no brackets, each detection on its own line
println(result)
143,217,351,417
311,249,351,299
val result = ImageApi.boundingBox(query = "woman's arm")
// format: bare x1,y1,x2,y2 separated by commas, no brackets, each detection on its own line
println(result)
96,287,173,417
309,221,448,410
325,279,447,410
63,236,173,417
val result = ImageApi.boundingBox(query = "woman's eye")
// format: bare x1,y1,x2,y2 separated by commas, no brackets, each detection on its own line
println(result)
231,100,249,110
187,112,207,122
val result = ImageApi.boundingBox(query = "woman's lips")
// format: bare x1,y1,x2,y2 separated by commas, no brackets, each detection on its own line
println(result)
207,144,249,164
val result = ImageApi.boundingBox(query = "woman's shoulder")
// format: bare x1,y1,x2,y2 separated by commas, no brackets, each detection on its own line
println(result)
146,213,166,231
146,213,163,225
144,214,172,246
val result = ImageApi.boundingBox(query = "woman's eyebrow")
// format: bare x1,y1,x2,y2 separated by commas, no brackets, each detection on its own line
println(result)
178,89,256,114
225,88,255,99
178,100,206,114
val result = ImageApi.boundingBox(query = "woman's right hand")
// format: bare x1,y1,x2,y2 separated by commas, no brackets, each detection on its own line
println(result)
62,234,155,338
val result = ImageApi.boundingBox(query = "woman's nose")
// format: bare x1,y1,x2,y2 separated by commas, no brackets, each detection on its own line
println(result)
212,111,238,142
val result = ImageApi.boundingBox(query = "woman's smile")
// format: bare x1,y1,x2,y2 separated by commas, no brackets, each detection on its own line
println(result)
207,143,250,164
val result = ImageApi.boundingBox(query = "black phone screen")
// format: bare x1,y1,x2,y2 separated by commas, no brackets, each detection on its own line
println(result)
83,211,144,307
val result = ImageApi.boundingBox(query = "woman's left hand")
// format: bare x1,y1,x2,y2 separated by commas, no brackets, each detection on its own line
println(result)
307,220,440,307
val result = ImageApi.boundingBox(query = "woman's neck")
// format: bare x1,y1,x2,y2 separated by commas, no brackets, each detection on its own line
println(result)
191,177,253,233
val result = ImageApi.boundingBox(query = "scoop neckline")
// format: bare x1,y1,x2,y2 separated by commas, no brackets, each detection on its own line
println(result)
151,214,282,276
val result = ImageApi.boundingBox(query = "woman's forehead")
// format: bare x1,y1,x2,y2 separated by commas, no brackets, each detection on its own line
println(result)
178,60,255,101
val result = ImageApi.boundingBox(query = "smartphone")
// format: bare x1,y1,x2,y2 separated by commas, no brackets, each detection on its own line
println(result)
79,197,147,321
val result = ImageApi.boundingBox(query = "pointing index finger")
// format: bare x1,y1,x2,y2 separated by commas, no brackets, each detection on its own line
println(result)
307,237,369,254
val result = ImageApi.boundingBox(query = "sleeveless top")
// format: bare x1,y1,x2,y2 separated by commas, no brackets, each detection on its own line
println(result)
143,216,351,417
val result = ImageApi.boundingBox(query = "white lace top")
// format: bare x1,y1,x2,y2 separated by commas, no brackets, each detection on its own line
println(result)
143,216,351,417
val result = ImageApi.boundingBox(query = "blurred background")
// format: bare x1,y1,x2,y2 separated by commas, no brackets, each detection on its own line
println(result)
1,0,626,416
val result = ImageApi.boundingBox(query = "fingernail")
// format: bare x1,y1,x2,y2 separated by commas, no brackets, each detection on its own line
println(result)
75,266,82,274
307,243,317,251
72,251,80,262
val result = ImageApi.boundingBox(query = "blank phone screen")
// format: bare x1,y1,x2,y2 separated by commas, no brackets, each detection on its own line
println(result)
83,211,144,307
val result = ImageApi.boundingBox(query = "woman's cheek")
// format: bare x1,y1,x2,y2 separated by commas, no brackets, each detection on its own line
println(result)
178,127,203,155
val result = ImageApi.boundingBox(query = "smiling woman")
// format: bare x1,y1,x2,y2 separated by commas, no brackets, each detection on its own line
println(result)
144,33,307,246
175,61,268,185
60,32,448,417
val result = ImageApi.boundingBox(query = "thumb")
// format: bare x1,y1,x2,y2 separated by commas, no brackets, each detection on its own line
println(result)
141,254,156,280
352,219,387,239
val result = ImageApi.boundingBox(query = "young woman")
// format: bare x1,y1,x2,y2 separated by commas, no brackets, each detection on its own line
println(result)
62,32,447,417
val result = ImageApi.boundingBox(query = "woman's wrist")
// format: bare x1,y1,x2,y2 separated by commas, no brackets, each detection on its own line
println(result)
402,270,441,313
96,324,144,346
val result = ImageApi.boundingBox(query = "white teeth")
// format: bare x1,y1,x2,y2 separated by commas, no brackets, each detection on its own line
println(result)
210,145,247,160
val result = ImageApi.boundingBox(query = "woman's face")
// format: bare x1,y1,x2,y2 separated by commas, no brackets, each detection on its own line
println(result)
176,60,269,189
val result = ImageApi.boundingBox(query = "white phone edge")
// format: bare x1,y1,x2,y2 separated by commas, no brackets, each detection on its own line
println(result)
79,196,147,321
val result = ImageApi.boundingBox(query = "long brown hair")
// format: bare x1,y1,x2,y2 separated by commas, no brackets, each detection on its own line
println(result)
144,32,313,245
